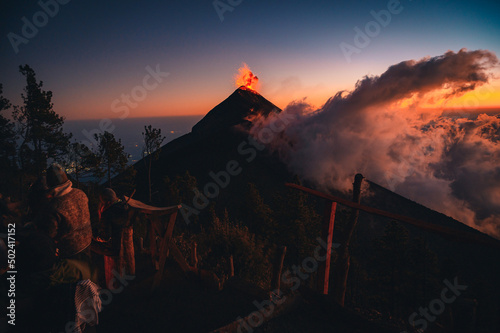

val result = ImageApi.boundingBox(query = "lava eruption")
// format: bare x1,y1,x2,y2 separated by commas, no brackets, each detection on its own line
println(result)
235,63,259,91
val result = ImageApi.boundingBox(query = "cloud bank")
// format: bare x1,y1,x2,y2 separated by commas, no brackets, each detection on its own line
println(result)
250,49,500,238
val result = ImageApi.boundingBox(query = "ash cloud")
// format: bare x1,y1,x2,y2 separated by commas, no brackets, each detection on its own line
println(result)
250,49,500,238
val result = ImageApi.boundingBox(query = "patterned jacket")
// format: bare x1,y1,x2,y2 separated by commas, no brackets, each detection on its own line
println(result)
44,188,92,258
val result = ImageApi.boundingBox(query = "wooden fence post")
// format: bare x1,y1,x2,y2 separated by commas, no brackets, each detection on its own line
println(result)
317,201,337,294
271,246,287,293
229,255,234,278
333,173,363,306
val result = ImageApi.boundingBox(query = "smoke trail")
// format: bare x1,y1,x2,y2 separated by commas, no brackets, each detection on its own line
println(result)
250,49,500,238
235,63,260,91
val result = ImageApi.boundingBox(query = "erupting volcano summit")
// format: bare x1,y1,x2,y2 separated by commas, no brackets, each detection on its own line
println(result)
234,63,259,92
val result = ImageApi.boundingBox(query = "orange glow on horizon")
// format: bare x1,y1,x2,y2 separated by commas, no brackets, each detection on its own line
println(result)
440,86,500,109
62,80,500,120
389,83,500,113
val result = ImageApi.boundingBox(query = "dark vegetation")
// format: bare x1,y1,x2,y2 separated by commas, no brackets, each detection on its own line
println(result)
1,66,499,332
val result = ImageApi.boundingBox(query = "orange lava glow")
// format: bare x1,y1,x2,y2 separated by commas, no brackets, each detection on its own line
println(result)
235,63,259,91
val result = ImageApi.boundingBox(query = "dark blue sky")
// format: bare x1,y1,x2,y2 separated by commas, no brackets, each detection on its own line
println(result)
1,0,499,119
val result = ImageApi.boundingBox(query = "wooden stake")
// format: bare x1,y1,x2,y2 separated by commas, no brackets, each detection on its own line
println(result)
317,201,337,295
271,246,287,292
152,211,178,289
229,255,234,278
333,173,363,306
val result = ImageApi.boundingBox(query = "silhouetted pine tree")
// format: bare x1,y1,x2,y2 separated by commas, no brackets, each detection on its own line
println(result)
0,84,17,190
142,125,165,203
13,65,71,175
92,131,128,187
61,141,98,188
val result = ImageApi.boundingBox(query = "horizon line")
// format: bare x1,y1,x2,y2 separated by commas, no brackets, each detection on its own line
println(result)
64,114,206,122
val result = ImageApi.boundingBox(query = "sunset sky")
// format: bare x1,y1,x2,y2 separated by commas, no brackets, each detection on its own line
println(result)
1,0,499,120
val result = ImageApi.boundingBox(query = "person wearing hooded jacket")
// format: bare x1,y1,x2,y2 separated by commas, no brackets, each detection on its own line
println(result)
37,163,96,285
41,163,92,259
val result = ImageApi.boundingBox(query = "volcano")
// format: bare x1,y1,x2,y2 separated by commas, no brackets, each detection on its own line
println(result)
110,86,500,332
128,86,288,213
192,86,280,136
130,86,500,246
128,85,500,253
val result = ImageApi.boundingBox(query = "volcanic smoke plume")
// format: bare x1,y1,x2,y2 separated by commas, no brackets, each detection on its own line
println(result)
235,63,259,91
250,49,500,238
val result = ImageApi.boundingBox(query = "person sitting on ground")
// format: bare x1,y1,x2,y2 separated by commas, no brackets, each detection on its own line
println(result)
91,188,135,288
